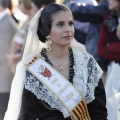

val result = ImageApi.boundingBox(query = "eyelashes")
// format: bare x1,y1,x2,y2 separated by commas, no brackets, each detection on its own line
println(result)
56,21,74,27
57,22,64,27
69,21,74,26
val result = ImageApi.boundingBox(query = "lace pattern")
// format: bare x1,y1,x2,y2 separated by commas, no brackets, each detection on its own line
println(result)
72,50,103,103
25,50,103,117
25,71,70,118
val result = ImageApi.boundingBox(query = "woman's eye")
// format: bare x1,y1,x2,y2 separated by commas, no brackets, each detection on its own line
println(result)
57,23,64,27
69,21,74,26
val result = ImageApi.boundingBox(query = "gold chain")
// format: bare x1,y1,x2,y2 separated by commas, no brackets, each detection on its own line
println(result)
47,54,69,74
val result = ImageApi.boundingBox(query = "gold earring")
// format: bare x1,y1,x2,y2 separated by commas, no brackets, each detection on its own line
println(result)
46,36,52,51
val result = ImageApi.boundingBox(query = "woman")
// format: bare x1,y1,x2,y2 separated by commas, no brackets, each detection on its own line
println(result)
4,3,107,120
97,0,120,120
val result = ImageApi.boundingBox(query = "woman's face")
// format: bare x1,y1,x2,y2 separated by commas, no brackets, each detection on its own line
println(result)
49,10,74,47
108,0,120,11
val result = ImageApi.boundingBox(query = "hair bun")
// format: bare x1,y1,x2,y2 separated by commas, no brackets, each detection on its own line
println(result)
37,17,47,43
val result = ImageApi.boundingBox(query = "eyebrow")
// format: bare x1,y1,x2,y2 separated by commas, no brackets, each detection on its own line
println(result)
56,21,64,24
55,20,73,24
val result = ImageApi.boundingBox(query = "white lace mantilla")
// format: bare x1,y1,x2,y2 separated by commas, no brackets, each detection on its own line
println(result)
25,50,103,118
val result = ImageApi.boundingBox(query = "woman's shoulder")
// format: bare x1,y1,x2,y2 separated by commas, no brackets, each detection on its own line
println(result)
73,49,103,77
71,39,86,51
72,49,93,60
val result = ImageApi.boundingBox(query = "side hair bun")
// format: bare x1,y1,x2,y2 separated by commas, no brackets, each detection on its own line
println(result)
37,17,47,43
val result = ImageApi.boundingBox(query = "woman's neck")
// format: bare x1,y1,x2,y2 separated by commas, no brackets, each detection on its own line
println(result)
45,45,70,79
46,46,69,59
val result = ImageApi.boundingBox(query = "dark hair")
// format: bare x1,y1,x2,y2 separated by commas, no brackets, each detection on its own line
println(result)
109,0,120,17
37,3,72,43
117,0,120,3
31,0,55,9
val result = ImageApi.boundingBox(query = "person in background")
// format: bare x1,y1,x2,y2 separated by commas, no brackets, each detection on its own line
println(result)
7,0,19,24
4,3,107,120
7,0,32,74
97,0,120,120
66,0,109,85
31,0,56,15
0,0,17,119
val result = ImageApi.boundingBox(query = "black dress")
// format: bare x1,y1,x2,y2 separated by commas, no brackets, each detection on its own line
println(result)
18,48,107,120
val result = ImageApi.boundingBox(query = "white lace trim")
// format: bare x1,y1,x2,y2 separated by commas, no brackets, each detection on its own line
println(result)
25,74,70,118
72,50,103,103
25,50,103,117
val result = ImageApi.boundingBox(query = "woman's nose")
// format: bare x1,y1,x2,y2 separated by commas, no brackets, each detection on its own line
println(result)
65,25,71,32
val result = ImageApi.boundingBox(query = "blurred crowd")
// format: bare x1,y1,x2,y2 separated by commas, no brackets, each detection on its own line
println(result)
0,0,120,120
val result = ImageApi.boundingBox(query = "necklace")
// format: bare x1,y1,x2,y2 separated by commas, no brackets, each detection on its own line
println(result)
58,66,64,73
47,53,69,74
41,48,74,82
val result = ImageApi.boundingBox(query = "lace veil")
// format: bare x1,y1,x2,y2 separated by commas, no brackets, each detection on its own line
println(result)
4,7,86,120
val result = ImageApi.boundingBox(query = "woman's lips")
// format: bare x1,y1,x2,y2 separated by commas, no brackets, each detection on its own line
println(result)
62,36,72,39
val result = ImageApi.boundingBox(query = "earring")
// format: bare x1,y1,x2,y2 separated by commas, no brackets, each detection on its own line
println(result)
46,36,52,51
